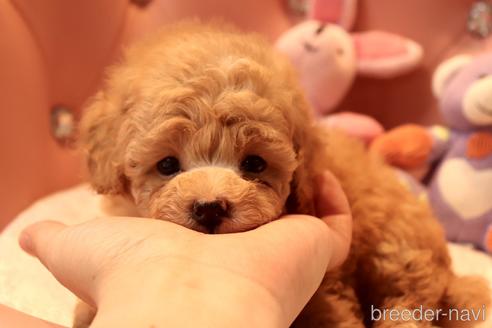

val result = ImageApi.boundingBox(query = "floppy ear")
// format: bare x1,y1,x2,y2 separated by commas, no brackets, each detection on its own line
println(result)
432,55,473,98
309,0,358,30
79,92,128,195
286,135,319,216
352,31,423,78
284,97,325,216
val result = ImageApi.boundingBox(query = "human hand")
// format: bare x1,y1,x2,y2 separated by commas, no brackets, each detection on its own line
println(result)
16,171,351,328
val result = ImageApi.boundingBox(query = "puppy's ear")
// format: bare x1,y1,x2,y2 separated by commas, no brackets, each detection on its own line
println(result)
285,99,324,216
79,92,127,194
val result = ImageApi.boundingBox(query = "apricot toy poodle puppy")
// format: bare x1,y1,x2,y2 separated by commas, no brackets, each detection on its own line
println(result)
78,22,490,327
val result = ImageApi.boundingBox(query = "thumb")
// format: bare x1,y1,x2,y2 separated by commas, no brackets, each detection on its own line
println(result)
314,170,352,268
18,218,199,307
247,170,352,326
19,220,107,306
245,215,332,325
19,220,65,260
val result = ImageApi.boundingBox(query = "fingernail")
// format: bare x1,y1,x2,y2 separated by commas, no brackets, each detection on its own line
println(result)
19,230,33,255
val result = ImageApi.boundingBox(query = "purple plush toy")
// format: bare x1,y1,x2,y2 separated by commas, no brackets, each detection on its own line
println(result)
429,53,492,252
373,53,492,252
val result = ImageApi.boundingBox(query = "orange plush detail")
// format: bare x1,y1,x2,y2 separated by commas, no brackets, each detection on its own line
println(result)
371,124,433,169
485,226,492,253
467,132,492,159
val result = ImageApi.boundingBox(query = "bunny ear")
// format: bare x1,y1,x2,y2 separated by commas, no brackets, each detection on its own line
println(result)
353,31,423,78
309,0,358,30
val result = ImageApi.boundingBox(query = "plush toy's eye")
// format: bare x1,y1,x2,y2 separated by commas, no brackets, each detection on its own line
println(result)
478,73,490,80
157,156,181,176
240,155,267,173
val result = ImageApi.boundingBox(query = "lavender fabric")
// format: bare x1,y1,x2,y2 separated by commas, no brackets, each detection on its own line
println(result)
425,54,492,251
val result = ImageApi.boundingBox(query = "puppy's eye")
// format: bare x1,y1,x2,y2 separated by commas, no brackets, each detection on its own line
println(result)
240,155,267,173
157,156,180,176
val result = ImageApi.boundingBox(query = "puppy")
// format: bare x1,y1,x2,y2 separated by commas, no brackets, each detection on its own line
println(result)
78,22,490,327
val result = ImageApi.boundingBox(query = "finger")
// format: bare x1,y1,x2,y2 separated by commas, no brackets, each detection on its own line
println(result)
19,220,96,305
19,221,66,259
245,215,332,326
320,213,352,269
314,170,351,217
19,218,199,307
314,170,352,268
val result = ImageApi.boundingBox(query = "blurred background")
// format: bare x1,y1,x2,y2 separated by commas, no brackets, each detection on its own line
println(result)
0,0,488,229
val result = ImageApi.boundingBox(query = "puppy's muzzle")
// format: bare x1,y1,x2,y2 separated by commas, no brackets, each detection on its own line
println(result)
191,199,230,232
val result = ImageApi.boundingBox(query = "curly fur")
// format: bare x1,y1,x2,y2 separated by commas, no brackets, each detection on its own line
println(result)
77,22,490,327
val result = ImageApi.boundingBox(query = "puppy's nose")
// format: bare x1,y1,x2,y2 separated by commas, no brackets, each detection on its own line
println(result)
191,200,229,231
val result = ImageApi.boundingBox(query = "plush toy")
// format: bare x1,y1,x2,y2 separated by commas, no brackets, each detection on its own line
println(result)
275,0,423,143
371,52,492,253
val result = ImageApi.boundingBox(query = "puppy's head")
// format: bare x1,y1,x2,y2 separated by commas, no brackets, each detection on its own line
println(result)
80,23,320,233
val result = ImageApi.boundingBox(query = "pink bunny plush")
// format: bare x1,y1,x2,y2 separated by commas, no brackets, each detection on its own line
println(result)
276,0,423,143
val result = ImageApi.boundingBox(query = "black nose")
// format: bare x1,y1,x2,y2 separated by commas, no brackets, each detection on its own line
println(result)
191,200,229,231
